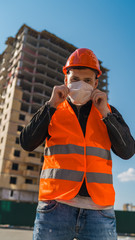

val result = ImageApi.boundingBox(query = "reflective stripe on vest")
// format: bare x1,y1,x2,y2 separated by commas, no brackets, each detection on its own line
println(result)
44,144,84,156
86,172,113,184
40,168,84,182
40,168,112,184
44,144,111,160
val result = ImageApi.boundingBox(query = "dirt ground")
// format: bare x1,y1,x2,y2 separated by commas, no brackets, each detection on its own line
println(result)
0,227,134,240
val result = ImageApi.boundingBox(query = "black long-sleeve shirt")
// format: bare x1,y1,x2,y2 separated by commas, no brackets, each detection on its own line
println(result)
20,100,135,196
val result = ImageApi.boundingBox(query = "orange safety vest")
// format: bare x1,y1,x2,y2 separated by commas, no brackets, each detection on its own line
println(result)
39,100,115,206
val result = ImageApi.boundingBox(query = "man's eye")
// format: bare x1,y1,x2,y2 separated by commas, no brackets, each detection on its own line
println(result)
84,79,91,83
72,78,79,82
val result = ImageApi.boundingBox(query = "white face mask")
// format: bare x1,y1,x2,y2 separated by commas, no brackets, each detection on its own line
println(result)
67,81,93,106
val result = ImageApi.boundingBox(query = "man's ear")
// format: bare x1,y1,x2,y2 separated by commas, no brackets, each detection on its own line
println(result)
64,75,67,85
94,79,98,89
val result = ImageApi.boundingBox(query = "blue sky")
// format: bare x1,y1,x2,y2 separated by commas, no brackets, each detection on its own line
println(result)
0,0,135,210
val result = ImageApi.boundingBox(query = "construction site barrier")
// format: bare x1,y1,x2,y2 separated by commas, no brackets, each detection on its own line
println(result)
0,200,135,234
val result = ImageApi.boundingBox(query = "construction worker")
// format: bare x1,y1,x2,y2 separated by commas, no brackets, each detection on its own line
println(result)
20,48,135,240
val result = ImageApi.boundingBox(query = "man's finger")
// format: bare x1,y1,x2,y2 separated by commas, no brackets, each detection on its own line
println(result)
92,92,103,102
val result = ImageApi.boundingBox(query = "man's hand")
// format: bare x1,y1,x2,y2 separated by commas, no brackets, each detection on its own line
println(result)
91,89,110,117
48,85,69,108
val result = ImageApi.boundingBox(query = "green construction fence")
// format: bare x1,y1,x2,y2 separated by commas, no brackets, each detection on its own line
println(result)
0,200,135,234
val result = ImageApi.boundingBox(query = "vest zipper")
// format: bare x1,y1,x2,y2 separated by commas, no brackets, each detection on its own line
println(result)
107,118,126,147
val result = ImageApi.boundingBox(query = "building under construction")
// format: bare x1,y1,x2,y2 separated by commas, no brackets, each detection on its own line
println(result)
0,24,109,203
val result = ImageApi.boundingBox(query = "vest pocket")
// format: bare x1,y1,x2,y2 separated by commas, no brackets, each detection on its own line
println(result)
37,200,58,213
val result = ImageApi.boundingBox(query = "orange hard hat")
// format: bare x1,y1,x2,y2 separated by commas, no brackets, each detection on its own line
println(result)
63,48,102,78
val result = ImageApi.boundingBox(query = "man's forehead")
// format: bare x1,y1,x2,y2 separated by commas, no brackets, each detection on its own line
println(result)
68,68,96,77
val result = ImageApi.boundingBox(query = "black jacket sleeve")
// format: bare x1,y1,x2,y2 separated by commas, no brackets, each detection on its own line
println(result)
103,105,135,159
20,102,135,160
20,103,56,151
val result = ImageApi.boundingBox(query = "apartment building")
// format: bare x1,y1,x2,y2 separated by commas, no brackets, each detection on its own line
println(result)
0,24,109,203
123,203,135,211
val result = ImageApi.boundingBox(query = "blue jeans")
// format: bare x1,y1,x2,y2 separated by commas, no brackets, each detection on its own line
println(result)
33,200,117,240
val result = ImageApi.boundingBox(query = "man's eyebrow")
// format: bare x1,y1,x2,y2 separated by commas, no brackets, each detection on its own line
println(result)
84,77,92,81
71,76,80,80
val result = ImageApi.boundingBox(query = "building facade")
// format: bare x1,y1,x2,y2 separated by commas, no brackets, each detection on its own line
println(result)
0,24,109,203
123,203,135,211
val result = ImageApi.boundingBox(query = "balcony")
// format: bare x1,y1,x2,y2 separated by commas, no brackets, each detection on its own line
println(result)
21,99,31,106
25,41,37,50
23,56,35,66
20,84,31,94
34,81,45,88
20,68,34,78
26,38,37,48
23,66,34,74
38,46,58,59
23,46,37,57
33,91,45,99
24,156,42,165
23,169,39,178
21,183,39,191
46,75,61,86
35,71,46,79
34,85,51,96
32,101,42,108
22,79,33,86
4,169,23,176
39,37,70,58
23,89,32,95
36,67,45,74
39,39,50,50
27,33,38,42
37,53,62,69
39,46,65,62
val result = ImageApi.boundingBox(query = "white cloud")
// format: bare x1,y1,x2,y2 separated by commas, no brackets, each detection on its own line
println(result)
117,168,135,182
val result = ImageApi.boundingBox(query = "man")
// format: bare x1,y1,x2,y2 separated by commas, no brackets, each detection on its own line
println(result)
20,48,134,240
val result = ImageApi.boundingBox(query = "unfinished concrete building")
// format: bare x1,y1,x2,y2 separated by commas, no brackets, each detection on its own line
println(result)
0,24,109,203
